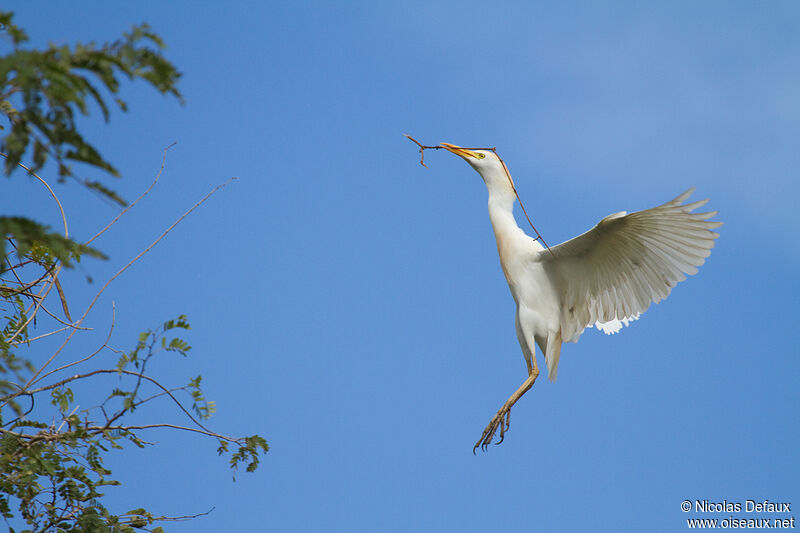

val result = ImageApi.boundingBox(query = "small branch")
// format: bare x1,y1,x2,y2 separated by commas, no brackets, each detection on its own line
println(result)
85,142,176,246
0,384,34,427
126,507,215,525
0,151,69,238
34,302,116,382
26,368,215,434
11,325,71,345
22,175,238,392
404,134,442,168
28,301,92,331
404,134,496,168
1,259,53,299
132,384,190,410
56,404,81,433
101,424,243,444
4,420,245,448
2,257,36,271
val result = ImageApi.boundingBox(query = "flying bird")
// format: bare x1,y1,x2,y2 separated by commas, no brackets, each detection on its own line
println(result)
437,142,722,452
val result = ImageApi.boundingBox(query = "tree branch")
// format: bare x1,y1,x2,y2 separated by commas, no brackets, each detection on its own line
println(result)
84,142,175,246
26,368,214,434
22,175,238,392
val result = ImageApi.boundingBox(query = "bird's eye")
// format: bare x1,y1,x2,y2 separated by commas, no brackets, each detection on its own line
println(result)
477,153,486,159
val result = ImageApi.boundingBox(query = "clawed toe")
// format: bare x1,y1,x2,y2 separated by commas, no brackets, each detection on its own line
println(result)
472,372,538,454
473,407,512,453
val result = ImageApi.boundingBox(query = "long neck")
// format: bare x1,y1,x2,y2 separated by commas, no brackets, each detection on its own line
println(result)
486,185,528,285
487,185,522,243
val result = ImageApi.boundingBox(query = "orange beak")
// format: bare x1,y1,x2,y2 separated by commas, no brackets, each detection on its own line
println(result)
440,142,481,160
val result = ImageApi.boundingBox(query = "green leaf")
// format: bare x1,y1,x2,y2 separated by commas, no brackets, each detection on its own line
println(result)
0,216,107,273
0,16,182,203
83,180,127,206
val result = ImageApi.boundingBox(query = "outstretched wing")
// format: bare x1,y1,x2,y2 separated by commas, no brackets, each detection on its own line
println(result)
541,188,722,343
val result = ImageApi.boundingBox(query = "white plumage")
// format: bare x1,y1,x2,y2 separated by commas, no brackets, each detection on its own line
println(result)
542,187,721,378
438,143,722,451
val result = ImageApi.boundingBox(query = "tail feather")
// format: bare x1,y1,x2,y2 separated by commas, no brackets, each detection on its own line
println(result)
545,330,563,382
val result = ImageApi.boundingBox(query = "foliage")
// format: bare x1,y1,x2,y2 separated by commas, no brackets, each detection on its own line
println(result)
0,217,106,274
0,9,182,273
0,12,268,532
1,162,269,532
0,10,182,182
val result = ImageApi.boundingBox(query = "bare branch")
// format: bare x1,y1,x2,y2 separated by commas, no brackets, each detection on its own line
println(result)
124,507,216,525
22,175,238,392
11,325,71,345
27,301,92,331
35,302,116,382
101,424,243,444
133,384,190,410
403,133,438,167
84,142,176,246
0,152,69,238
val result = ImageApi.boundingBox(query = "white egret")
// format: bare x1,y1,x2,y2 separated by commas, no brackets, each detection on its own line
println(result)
437,142,722,452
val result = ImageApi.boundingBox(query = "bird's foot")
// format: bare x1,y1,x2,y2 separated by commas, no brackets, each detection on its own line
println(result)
473,403,512,453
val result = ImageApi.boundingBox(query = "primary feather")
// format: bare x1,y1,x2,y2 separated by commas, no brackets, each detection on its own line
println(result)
543,188,722,348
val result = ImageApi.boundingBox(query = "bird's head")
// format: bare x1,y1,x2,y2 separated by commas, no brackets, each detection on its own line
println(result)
440,142,516,195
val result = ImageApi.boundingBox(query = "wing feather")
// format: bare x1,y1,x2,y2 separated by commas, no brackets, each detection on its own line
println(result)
542,189,721,342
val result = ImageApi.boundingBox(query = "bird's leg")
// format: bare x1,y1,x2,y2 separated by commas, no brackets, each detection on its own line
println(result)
473,364,540,453
525,354,533,376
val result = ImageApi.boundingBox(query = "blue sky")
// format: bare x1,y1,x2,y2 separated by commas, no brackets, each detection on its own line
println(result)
4,2,799,531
